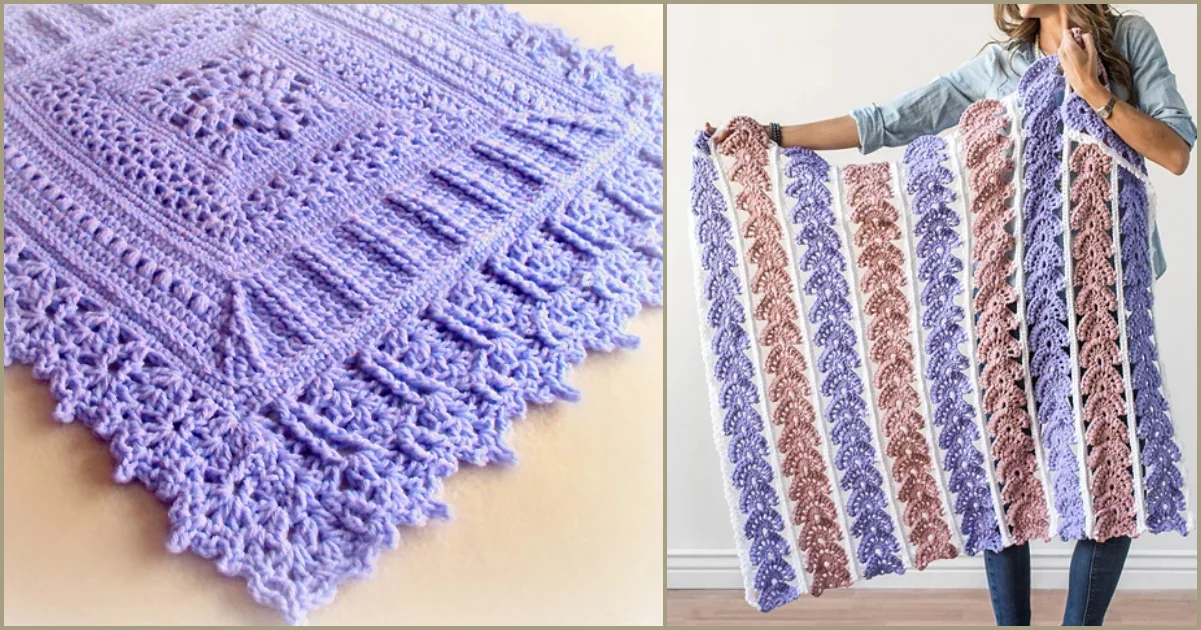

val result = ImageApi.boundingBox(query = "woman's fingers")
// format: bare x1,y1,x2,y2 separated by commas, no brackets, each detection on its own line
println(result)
1060,28,1077,52
707,121,743,144
707,123,728,144
1080,31,1098,76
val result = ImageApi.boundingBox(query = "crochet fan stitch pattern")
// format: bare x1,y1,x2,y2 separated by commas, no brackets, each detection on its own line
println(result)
689,56,1192,612
3,4,662,623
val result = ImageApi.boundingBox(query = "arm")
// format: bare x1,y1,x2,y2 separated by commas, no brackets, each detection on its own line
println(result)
1063,24,1194,175
710,45,1000,152
707,115,859,149
775,115,860,150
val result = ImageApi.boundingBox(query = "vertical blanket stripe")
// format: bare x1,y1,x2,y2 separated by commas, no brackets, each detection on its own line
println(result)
1017,57,1091,539
690,131,803,610
720,118,848,599
893,161,964,555
1059,76,1193,537
1067,143,1137,540
1115,168,1189,535
1107,164,1148,535
843,161,958,569
902,135,1004,555
782,146,897,583
1006,95,1061,538
771,147,859,591
958,98,1050,544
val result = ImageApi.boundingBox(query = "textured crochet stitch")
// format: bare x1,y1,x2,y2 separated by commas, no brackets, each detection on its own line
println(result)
689,54,1191,612
3,4,662,623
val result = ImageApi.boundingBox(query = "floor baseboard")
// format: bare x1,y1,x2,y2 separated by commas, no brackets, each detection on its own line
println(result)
665,589,1198,626
667,548,1198,590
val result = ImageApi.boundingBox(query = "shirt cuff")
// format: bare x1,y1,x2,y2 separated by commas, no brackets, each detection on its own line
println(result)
849,105,884,155
1160,116,1198,150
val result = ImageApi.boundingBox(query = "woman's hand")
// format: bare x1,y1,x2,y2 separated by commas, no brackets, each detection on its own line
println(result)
1058,28,1106,100
1056,27,1190,176
705,120,767,144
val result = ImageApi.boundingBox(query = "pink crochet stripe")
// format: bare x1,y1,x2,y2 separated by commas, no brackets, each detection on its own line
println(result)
1068,144,1137,540
843,162,957,570
958,100,1050,544
721,117,852,595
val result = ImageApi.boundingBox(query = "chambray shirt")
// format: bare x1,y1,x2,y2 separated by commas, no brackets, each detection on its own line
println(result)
850,15,1195,280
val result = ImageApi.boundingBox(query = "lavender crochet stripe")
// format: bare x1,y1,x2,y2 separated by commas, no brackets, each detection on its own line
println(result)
4,4,662,623
1017,56,1088,540
692,132,801,611
1111,170,1187,534
901,136,1003,555
781,147,904,579
1058,66,1189,535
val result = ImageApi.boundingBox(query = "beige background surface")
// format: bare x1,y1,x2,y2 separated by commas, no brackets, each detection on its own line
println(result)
3,4,664,626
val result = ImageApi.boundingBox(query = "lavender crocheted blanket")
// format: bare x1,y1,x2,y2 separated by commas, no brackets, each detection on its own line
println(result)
4,4,661,623
689,56,1191,611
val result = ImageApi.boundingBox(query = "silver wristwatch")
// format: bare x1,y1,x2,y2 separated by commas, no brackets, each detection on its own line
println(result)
1096,94,1118,120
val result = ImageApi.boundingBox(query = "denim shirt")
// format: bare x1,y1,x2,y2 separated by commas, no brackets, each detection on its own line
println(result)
850,15,1195,280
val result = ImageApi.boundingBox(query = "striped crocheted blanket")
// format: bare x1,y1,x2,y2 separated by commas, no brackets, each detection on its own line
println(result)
4,4,661,623
689,55,1191,611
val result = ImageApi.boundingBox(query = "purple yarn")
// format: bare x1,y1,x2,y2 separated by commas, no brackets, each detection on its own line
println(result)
1061,64,1184,533
783,147,904,579
1056,56,1189,535
902,135,1003,555
4,4,662,623
1116,170,1188,534
1062,91,1145,171
694,131,800,611
1017,56,1088,540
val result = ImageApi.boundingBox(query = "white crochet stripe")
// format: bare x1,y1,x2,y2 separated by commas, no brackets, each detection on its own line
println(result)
687,141,762,607
1005,95,1059,538
1109,163,1148,536
1058,110,1096,539
773,147,862,585
892,160,964,555
711,139,810,597
949,129,1013,548
837,163,915,571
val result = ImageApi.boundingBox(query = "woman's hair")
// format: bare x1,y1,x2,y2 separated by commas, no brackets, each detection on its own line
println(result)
988,4,1138,108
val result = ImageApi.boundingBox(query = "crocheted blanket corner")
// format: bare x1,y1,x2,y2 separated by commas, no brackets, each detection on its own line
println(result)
4,4,661,623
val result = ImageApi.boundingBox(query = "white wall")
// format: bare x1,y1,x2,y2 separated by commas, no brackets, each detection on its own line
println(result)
667,3,1197,589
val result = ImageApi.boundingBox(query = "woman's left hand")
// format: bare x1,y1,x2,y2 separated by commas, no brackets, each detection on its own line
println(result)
1058,27,1105,98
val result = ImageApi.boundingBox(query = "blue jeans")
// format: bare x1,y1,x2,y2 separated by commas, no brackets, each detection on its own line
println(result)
983,537,1132,626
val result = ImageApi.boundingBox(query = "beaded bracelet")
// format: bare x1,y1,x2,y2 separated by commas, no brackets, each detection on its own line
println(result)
769,122,782,145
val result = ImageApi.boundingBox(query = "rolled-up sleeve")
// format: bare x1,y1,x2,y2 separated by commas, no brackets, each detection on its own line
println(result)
1123,15,1197,149
850,44,1001,155
1121,16,1192,281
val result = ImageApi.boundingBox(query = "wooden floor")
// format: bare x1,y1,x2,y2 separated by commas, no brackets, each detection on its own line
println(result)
666,589,1198,626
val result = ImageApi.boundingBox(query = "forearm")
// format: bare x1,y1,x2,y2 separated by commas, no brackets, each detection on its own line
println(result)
1079,83,1191,175
778,115,861,150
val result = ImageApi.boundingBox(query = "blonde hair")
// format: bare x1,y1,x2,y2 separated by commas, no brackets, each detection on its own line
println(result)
988,4,1138,108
